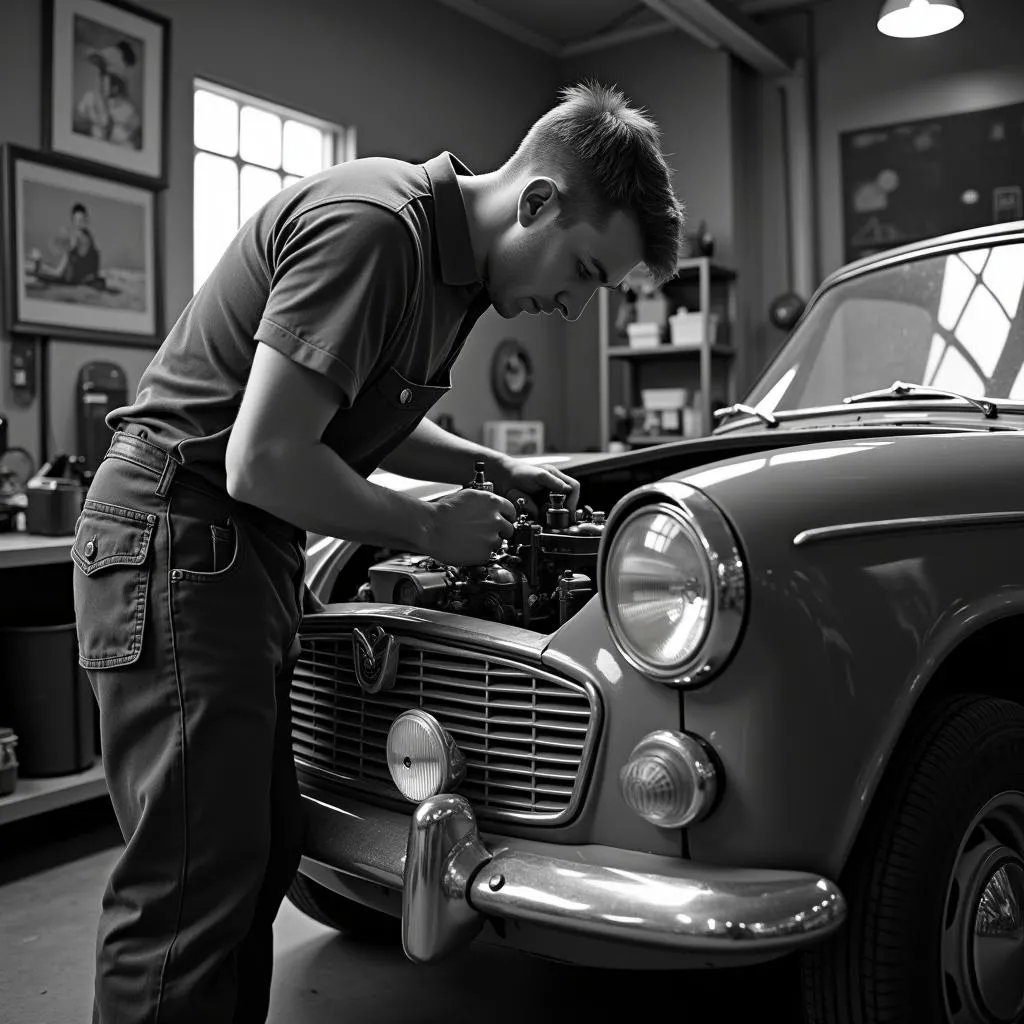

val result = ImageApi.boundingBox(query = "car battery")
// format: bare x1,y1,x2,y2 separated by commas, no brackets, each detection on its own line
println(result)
0,727,18,796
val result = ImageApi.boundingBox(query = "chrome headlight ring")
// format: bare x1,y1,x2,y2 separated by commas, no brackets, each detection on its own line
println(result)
597,481,747,687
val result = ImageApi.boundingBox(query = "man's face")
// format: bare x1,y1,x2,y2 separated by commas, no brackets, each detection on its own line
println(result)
486,178,644,322
72,211,88,229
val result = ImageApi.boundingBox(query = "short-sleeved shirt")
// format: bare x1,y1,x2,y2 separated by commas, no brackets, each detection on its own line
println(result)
111,152,488,491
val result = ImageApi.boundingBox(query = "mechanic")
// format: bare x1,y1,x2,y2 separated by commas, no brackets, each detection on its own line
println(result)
73,80,685,1023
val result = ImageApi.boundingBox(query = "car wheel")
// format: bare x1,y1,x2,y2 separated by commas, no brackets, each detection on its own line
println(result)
802,693,1024,1024
286,872,400,941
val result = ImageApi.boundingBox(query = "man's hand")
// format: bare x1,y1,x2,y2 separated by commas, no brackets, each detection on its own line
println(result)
426,488,517,565
494,459,581,520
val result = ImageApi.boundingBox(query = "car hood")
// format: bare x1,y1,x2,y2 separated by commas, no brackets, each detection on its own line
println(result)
668,431,1024,547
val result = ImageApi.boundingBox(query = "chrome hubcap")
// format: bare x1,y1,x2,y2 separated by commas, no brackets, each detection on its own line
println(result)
943,792,1024,1023
973,861,1024,1019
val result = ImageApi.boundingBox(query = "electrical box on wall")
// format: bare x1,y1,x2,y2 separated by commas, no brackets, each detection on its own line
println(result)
9,340,36,406
78,361,127,473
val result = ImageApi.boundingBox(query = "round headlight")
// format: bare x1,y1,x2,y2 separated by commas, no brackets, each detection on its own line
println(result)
600,484,746,686
605,505,711,672
386,710,466,803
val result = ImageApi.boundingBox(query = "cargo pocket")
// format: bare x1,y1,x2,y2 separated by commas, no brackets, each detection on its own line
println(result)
72,499,157,670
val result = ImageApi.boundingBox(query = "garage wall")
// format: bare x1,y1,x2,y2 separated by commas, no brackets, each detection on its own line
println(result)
0,0,564,467
558,32,736,451
812,0,1024,276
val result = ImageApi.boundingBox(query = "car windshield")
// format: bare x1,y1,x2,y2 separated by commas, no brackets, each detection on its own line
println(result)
743,241,1024,416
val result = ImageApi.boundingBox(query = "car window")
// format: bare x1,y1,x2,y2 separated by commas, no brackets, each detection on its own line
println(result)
747,242,1024,412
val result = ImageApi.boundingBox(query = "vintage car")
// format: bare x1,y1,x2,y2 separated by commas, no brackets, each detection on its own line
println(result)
287,219,1024,1024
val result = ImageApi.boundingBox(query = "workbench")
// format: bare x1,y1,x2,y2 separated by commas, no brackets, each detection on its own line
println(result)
0,532,107,826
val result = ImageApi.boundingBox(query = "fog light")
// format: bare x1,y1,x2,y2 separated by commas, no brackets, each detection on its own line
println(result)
619,730,718,828
387,710,466,803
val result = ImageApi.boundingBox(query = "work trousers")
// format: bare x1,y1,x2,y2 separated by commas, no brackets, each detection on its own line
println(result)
72,429,307,1024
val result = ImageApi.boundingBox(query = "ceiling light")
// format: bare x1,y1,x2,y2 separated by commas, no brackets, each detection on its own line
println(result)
877,0,964,38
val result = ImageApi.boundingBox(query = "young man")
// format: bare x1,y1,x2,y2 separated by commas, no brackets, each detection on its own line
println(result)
74,80,684,1023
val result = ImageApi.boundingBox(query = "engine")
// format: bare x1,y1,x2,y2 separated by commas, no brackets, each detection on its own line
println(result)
354,461,607,631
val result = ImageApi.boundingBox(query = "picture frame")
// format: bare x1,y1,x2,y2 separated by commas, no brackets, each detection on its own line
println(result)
2,145,162,347
43,0,170,188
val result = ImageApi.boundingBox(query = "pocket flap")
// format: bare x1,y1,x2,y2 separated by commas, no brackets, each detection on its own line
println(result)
72,500,156,576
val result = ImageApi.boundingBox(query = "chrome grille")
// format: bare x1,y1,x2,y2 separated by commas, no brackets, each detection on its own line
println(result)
291,626,597,824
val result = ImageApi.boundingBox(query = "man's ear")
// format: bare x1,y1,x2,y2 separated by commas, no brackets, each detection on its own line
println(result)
517,177,559,227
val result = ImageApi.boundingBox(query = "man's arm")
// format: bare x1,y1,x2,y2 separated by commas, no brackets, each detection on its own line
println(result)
227,346,516,564
379,417,512,486
227,344,434,549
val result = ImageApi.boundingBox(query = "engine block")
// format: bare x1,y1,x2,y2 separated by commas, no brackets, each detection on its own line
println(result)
355,462,607,631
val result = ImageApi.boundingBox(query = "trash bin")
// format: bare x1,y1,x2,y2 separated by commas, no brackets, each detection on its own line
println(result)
0,620,96,777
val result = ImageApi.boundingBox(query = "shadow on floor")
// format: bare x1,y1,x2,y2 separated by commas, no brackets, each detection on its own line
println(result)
1,799,806,1024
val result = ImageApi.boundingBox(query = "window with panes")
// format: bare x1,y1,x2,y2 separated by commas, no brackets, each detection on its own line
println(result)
192,79,356,293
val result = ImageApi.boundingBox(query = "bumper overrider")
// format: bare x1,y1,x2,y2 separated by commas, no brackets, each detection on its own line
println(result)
300,785,847,965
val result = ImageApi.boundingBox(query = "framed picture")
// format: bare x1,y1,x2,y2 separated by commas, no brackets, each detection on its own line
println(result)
2,145,162,346
43,0,170,187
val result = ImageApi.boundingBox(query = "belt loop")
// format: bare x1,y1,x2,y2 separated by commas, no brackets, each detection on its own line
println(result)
155,453,179,498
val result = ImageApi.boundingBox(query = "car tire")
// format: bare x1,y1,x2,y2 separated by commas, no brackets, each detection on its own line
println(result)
286,872,401,941
801,693,1024,1024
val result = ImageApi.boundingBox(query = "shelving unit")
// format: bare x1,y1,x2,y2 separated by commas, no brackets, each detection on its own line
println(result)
598,257,740,448
0,761,106,826
0,533,75,569
0,534,108,826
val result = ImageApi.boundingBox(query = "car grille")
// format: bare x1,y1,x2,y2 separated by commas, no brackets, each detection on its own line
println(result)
290,626,598,825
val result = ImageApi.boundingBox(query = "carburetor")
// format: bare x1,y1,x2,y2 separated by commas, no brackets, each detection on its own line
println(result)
359,461,607,631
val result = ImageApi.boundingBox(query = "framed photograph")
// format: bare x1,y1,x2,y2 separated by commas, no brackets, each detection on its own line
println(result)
2,145,162,346
43,0,170,187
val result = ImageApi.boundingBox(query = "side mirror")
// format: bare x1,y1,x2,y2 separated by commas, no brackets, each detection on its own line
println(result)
769,291,806,331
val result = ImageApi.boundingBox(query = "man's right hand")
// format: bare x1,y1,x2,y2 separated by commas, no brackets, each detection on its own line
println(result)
426,488,517,565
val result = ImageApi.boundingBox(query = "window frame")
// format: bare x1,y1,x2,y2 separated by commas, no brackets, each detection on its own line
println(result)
191,76,357,292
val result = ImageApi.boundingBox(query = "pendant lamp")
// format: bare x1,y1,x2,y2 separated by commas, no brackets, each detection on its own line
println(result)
877,0,964,38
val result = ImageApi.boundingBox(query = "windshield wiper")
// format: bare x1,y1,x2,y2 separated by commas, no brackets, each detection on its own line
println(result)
713,403,779,428
842,380,998,419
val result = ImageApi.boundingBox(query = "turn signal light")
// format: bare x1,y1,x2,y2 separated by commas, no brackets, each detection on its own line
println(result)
619,730,718,828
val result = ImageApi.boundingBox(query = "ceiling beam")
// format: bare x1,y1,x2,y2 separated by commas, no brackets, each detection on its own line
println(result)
637,0,722,49
561,20,677,58
661,0,794,72
431,0,562,56
432,0,793,73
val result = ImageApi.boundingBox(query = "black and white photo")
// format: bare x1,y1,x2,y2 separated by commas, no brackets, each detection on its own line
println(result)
2,145,160,344
44,0,169,186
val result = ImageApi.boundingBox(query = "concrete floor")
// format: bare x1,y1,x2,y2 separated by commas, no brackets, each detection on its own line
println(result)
0,802,806,1024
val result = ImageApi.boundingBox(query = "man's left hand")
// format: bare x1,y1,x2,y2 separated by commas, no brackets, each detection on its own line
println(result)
495,459,580,521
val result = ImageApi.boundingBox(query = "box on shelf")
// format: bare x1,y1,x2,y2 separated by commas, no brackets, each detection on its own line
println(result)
669,310,720,349
626,322,663,349
641,387,688,411
483,420,545,456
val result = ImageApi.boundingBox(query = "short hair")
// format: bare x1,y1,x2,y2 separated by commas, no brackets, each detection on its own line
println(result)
507,80,684,286
72,203,88,217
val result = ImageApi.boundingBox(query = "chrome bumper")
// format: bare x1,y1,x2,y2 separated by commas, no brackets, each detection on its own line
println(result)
301,788,847,964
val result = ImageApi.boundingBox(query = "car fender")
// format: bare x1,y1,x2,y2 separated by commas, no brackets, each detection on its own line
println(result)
674,431,1024,879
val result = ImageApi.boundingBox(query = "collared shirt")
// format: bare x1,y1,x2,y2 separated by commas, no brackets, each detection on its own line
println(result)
111,152,487,491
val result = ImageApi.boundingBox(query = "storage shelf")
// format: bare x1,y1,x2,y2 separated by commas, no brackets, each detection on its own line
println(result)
0,533,74,569
600,257,741,445
608,345,735,359
0,760,106,826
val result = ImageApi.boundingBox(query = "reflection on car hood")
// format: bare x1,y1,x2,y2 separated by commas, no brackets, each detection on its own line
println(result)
671,431,1024,546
